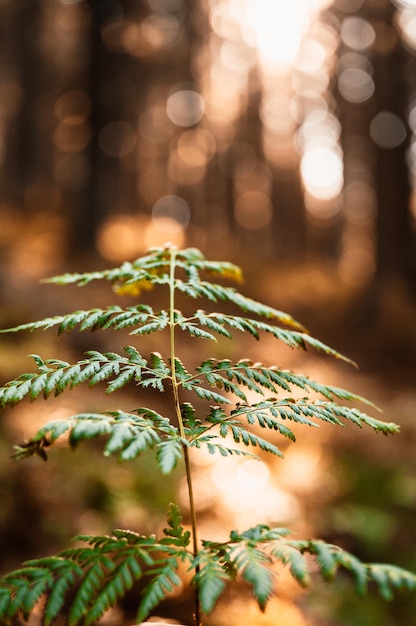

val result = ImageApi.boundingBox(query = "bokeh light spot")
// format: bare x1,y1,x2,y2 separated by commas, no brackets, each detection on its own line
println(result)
370,112,407,149
141,13,182,49
152,195,191,233
97,215,147,261
340,17,376,51
338,67,375,103
166,89,205,127
301,146,343,200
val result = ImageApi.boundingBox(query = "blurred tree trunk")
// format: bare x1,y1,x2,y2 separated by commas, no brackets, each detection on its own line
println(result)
1,0,42,205
372,5,416,294
69,0,118,254
68,0,147,256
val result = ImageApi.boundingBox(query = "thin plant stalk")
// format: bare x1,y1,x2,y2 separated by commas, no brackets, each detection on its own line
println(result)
168,248,201,626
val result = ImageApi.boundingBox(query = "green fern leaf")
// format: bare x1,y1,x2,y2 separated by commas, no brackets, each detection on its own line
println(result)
117,429,161,461
156,438,184,474
0,374,36,408
76,308,115,332
42,369,65,399
17,571,51,619
293,539,368,594
196,439,257,458
176,252,243,284
149,351,171,376
13,409,179,463
56,363,83,394
84,556,142,625
105,367,136,393
130,311,169,335
0,588,11,618
228,423,284,456
180,322,218,341
123,345,147,364
44,560,84,626
191,384,233,405
68,416,113,449
79,309,113,331
67,552,116,625
87,361,120,386
161,503,191,547
105,307,154,331
230,399,398,435
174,279,305,331
0,347,166,410
368,564,416,600
180,401,202,431
136,560,182,623
190,312,355,364
271,543,311,588
202,405,296,445
192,311,233,339
193,557,228,614
227,541,274,612
307,540,340,582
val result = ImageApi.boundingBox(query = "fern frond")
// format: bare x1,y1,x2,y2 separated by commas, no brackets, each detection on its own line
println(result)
367,563,416,600
174,248,244,285
0,348,172,410
0,530,187,625
190,384,233,405
239,545,275,611
161,503,191,548
84,556,142,624
43,560,83,625
204,405,297,442
67,554,116,625
13,409,183,471
200,530,275,612
193,555,230,614
179,309,357,365
42,258,171,290
196,359,356,403
191,436,258,458
136,504,191,622
227,422,284,456
199,525,416,613
136,559,183,623
174,280,305,330
290,538,416,599
231,399,398,435
155,438,184,474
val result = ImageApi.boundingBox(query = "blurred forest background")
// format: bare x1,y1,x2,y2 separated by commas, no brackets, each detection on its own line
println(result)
0,0,416,624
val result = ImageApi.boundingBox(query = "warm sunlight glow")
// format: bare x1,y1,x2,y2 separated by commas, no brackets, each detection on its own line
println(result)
301,146,343,199
208,455,301,525
244,0,309,68
242,0,333,69
97,215,147,260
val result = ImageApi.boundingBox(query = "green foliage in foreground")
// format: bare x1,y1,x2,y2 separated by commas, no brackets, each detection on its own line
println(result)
0,244,414,626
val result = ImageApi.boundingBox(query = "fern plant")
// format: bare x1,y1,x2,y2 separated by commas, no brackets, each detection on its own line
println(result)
0,243,415,626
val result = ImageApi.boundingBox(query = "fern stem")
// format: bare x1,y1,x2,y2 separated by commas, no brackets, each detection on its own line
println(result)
168,247,202,626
